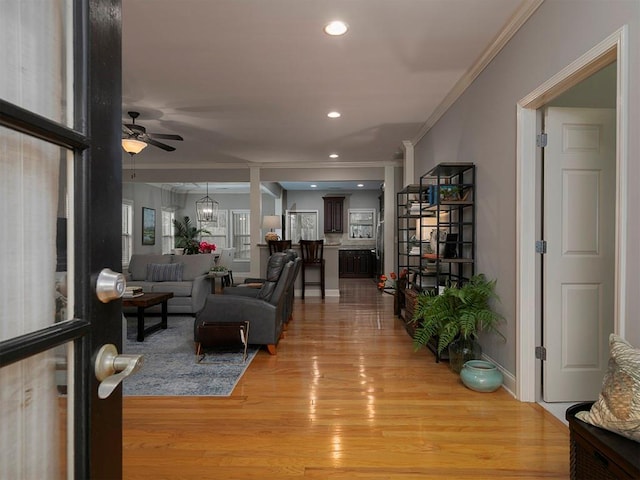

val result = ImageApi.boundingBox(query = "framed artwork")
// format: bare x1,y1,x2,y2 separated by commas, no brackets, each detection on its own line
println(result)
142,207,156,245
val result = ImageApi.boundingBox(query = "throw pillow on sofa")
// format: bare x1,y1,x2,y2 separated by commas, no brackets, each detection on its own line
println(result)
146,263,183,282
575,334,640,442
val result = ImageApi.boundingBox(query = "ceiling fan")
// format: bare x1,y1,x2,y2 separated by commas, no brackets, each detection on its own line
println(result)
122,111,183,153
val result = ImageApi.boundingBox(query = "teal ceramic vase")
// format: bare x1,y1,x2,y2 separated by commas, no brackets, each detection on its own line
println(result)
460,360,503,392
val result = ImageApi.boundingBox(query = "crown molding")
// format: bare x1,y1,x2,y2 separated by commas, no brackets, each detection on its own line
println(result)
123,160,403,171
412,0,545,145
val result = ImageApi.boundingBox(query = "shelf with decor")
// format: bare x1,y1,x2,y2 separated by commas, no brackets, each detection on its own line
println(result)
395,163,476,348
418,163,475,293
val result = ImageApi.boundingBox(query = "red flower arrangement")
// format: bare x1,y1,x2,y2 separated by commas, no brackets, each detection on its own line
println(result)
198,241,216,253
377,269,407,291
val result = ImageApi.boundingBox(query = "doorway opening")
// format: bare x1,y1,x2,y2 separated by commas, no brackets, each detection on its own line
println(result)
515,27,629,414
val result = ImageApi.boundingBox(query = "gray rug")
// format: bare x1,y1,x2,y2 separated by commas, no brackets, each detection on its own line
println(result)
122,315,258,396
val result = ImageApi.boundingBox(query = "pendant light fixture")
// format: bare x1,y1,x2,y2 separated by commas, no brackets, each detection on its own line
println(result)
195,183,219,222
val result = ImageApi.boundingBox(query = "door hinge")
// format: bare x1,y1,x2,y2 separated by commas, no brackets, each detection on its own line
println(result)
535,240,547,254
535,346,547,361
536,132,548,147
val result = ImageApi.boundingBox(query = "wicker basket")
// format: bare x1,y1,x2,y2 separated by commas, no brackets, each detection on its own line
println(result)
404,288,418,322
566,402,640,480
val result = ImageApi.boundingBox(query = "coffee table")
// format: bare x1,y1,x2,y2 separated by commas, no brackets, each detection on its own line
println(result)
122,292,174,342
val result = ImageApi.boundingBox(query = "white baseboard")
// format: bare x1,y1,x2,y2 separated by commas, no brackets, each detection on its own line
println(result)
481,352,516,399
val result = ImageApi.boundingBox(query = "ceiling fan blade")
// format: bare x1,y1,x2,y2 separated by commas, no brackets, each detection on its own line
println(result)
144,136,176,152
149,133,183,141
122,124,135,135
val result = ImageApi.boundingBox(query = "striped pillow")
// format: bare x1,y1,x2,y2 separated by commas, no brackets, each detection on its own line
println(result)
146,263,183,282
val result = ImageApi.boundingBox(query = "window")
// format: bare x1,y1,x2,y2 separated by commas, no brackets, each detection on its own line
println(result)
285,210,318,244
200,209,228,249
231,210,250,261
122,201,133,266
161,209,175,254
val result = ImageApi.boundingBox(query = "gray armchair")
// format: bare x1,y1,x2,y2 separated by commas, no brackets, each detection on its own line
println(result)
194,252,294,354
225,250,301,326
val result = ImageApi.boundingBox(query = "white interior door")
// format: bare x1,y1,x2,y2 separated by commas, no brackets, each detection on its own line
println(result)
542,106,616,402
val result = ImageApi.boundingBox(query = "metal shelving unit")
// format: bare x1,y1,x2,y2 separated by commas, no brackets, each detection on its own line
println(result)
396,163,476,327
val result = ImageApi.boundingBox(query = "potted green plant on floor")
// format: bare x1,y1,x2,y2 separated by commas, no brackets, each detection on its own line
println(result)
410,274,505,373
173,216,210,255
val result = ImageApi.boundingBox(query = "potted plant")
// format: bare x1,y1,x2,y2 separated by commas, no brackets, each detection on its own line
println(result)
410,274,505,373
173,216,210,255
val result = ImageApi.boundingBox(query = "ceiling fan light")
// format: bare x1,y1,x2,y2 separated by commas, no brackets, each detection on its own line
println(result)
122,138,147,155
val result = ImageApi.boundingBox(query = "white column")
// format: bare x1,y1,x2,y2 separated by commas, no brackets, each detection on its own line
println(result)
402,140,414,187
383,165,396,276
249,167,262,277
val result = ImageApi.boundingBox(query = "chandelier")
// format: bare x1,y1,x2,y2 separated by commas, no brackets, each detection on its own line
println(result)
195,183,219,222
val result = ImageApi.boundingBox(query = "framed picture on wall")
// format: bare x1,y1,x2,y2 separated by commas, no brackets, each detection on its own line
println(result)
142,207,156,245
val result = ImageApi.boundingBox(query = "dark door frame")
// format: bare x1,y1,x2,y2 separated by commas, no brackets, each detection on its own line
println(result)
0,1,123,478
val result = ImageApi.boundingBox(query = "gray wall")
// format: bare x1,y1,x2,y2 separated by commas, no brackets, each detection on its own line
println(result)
122,183,277,272
286,189,380,241
413,0,640,374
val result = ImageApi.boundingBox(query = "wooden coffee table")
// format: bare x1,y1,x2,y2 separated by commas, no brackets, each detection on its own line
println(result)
122,292,174,342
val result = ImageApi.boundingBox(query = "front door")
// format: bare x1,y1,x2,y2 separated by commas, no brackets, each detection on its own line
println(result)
542,106,616,402
0,1,123,478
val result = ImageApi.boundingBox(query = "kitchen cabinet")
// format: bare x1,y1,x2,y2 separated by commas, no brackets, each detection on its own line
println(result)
347,208,375,239
339,249,374,278
323,196,344,233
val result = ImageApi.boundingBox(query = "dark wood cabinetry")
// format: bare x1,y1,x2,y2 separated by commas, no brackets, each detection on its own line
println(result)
339,250,374,278
323,196,344,233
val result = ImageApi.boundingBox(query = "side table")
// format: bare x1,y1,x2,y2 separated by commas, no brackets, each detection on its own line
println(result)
195,321,249,363
207,270,229,294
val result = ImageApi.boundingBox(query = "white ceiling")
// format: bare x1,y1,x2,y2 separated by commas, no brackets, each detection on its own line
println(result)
122,0,533,187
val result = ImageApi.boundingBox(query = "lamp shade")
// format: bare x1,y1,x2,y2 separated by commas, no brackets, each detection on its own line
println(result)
121,138,147,155
262,215,281,230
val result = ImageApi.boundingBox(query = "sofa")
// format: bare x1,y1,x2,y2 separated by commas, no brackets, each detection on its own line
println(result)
123,253,214,315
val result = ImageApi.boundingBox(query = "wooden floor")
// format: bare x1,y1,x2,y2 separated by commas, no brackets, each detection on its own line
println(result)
123,279,570,479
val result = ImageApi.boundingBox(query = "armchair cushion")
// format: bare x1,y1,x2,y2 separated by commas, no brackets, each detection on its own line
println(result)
256,252,288,302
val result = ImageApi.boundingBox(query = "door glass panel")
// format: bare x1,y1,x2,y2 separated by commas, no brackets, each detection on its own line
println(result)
0,341,72,480
0,126,72,339
0,0,72,126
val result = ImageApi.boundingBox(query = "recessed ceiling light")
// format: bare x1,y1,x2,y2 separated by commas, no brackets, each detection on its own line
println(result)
324,21,348,36
310,184,318,188
329,153,339,159
357,183,364,188
327,111,341,118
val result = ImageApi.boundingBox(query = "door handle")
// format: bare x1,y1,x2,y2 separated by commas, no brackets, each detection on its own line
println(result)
96,268,126,303
94,344,143,399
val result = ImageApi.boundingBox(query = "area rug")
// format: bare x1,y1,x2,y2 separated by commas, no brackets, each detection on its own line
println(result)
122,315,258,396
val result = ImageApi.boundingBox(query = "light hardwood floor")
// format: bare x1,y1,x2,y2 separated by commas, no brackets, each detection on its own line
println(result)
123,279,570,479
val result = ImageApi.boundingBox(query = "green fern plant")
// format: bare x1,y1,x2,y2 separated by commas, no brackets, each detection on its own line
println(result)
411,274,505,354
